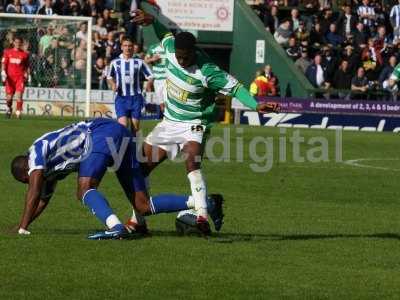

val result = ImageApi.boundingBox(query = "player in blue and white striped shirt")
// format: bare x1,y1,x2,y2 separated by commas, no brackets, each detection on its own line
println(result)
107,36,153,132
10,118,208,239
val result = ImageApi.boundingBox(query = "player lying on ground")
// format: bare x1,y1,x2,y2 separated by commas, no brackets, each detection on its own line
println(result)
1,36,30,119
10,118,223,239
126,9,280,233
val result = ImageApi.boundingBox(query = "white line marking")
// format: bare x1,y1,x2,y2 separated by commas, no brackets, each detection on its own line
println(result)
343,158,400,172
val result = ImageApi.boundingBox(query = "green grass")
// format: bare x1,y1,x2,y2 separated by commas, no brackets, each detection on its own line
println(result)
1,116,400,299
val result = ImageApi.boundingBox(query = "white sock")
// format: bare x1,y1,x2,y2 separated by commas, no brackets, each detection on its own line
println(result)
187,169,208,218
186,195,194,208
105,214,122,229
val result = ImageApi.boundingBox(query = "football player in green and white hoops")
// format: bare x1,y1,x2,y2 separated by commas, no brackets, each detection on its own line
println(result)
128,9,280,235
145,42,167,112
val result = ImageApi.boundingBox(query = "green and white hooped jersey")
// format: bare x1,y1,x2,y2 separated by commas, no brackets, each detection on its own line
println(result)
161,34,240,126
390,63,400,81
146,43,167,81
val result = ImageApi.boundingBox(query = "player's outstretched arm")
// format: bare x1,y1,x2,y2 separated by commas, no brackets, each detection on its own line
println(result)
18,170,45,234
132,9,171,41
233,85,280,113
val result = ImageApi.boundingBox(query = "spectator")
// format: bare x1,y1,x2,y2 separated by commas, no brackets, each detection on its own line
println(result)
351,67,369,99
105,31,120,59
379,55,397,86
377,56,397,100
93,17,108,39
309,22,326,48
342,45,359,75
290,8,301,31
325,23,344,47
37,0,55,15
333,60,353,99
361,38,383,80
301,0,319,13
295,20,310,42
264,64,278,95
6,0,22,13
286,37,300,61
357,0,376,32
274,19,292,46
43,37,60,63
93,31,106,57
250,66,277,97
305,54,330,89
58,57,73,87
295,47,312,73
57,26,74,59
103,9,118,32
23,0,38,14
353,22,367,49
264,5,279,34
82,0,103,18
133,43,144,59
319,8,334,35
337,5,358,38
76,22,88,42
39,25,55,55
374,26,391,53
73,39,87,62
92,57,107,89
321,45,338,79
67,0,82,16
390,0,400,40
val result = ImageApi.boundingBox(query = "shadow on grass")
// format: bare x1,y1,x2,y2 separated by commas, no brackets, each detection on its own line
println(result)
2,227,400,243
150,231,400,243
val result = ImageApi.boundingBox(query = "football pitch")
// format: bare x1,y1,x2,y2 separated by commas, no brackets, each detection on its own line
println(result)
1,116,400,299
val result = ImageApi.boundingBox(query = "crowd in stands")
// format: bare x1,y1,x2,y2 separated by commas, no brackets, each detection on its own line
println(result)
248,0,400,100
0,0,146,89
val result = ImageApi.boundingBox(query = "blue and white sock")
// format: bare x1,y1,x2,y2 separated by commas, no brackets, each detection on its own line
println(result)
82,189,125,231
149,194,190,214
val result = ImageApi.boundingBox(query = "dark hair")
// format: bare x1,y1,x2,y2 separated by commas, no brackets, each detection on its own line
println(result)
13,36,23,42
175,32,197,50
11,155,28,182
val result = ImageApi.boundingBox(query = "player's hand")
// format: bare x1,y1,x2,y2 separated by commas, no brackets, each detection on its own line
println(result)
256,102,280,113
132,9,154,26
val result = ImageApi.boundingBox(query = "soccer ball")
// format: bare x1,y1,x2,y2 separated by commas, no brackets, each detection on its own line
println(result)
175,209,202,236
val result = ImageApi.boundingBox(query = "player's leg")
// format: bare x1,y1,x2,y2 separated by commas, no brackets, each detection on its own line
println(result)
116,143,192,226
130,94,145,133
78,152,129,239
115,96,129,127
182,140,210,234
14,92,23,119
4,78,15,118
14,78,25,119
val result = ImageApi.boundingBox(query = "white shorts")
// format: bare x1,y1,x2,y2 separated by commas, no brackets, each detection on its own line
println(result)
144,118,206,159
154,79,166,105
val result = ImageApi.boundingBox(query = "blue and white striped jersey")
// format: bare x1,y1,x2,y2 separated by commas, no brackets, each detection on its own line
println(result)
107,55,153,96
28,120,94,179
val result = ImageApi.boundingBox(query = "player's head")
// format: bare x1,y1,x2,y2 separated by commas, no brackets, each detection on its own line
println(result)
13,36,23,49
121,36,134,57
11,155,29,184
175,32,197,68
